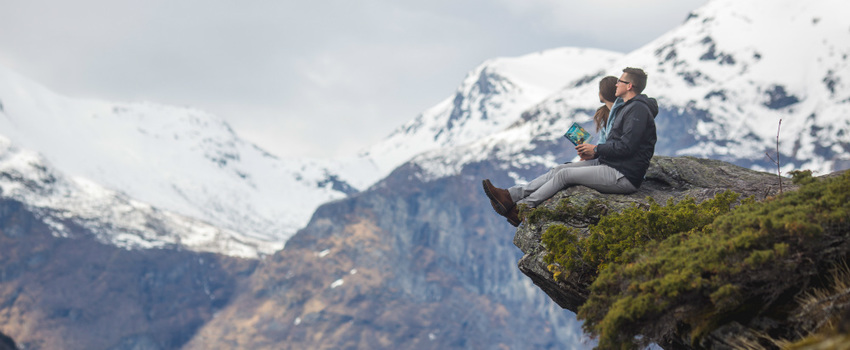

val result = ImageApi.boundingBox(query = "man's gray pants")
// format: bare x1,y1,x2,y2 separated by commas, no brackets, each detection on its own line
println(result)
508,159,637,208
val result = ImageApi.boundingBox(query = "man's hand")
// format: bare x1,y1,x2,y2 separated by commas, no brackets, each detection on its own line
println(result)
576,143,596,159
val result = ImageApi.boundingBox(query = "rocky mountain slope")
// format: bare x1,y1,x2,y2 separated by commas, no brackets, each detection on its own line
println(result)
184,159,588,349
0,195,256,350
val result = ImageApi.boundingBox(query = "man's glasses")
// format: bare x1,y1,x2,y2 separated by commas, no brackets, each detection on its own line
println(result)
618,79,631,85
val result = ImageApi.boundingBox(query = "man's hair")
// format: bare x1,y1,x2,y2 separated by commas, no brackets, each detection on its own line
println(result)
623,67,648,94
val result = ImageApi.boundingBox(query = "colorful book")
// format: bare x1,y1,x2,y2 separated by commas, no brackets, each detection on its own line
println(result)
564,122,592,146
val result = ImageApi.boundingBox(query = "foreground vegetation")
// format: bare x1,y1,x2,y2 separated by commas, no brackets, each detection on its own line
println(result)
537,170,850,349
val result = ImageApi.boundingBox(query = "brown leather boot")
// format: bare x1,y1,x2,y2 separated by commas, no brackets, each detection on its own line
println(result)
482,179,515,216
505,205,522,227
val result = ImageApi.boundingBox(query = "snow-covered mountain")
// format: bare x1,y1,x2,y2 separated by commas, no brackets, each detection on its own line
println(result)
0,65,357,256
634,0,850,171
0,136,267,257
344,47,623,188
397,0,850,184
1,0,846,259
0,47,621,258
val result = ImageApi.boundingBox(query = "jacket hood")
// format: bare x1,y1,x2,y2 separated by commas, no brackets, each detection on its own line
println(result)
629,94,659,119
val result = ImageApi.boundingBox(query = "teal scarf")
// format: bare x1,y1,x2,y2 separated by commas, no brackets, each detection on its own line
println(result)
597,97,625,145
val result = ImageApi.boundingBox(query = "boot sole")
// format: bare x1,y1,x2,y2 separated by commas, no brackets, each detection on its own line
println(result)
482,180,510,215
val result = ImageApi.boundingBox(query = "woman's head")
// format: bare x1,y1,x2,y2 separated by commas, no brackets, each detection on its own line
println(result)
599,76,617,103
594,76,618,131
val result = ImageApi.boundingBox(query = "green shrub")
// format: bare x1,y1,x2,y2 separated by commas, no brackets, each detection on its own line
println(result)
578,171,850,349
542,191,741,281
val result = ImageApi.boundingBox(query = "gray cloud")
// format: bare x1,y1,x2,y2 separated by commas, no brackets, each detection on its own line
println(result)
0,0,707,158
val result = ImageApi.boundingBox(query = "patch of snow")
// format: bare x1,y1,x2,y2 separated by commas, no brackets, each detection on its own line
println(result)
0,136,272,257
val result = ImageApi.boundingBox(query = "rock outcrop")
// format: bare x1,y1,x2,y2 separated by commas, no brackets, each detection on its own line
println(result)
515,156,791,311
512,156,837,349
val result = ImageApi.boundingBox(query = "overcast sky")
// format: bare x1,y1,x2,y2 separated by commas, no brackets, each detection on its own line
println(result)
0,0,707,159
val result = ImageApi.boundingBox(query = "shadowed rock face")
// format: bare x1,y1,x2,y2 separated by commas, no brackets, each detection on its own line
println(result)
0,198,256,350
513,156,802,349
184,160,586,350
0,331,16,350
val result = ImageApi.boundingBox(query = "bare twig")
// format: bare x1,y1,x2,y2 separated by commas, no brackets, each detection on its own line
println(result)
764,120,783,195
776,120,782,194
764,152,776,163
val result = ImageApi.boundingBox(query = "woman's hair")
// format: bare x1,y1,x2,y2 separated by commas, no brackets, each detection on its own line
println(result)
593,76,618,131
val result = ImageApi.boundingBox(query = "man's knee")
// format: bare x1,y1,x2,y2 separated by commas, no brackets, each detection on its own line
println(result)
553,168,575,184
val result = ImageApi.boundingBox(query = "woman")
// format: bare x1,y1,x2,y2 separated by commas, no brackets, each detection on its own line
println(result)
595,75,618,133
581,75,618,160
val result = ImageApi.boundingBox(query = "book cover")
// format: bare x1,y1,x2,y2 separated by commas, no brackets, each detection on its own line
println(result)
564,122,592,145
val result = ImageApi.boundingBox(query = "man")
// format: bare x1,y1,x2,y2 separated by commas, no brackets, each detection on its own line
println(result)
483,67,658,227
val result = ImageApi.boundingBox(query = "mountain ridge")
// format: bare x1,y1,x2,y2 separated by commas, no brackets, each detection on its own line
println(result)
0,64,358,256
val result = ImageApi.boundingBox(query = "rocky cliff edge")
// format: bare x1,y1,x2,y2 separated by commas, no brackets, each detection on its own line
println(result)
513,156,850,349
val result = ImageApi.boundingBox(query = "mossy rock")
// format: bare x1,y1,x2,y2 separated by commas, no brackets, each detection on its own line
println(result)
514,156,850,349
514,156,791,312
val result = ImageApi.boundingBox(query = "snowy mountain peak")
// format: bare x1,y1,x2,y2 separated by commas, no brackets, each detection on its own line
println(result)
0,135,269,257
351,47,623,186
0,64,356,257
632,0,850,171
643,0,849,95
